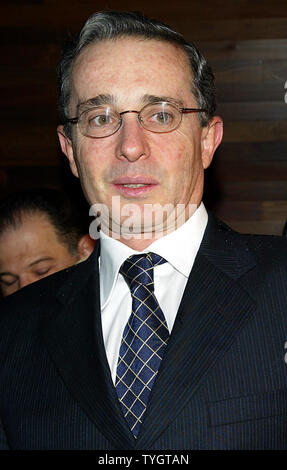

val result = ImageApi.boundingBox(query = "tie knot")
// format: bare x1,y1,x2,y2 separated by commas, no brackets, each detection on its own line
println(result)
120,253,166,292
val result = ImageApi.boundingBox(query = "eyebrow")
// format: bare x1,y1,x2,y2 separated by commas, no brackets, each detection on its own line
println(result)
76,93,185,115
77,94,117,114
0,257,55,279
28,257,55,268
0,258,54,277
141,94,185,107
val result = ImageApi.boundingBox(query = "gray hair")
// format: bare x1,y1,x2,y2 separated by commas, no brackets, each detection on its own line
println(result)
57,11,216,138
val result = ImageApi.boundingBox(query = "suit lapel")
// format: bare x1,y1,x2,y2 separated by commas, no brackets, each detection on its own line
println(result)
43,244,136,450
136,214,257,449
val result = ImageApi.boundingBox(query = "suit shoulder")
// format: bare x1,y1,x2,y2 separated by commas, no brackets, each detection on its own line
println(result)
212,215,287,258
204,215,287,282
237,231,287,262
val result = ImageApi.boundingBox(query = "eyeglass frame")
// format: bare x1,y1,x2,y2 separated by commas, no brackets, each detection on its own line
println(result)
65,101,208,138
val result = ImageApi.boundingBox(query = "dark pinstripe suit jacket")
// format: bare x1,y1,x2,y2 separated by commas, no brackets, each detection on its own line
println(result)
0,213,287,450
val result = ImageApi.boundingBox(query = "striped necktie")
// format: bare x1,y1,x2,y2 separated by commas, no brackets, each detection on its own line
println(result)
115,252,169,437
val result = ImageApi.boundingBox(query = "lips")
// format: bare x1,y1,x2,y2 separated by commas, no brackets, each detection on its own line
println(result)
111,176,158,197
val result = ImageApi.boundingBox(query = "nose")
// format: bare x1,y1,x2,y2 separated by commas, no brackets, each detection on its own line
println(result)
19,273,35,290
116,113,150,162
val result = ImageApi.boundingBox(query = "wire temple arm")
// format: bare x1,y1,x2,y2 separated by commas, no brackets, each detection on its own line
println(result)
66,117,79,124
180,107,208,113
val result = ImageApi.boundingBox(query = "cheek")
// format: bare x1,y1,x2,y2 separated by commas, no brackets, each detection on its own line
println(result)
75,138,107,182
74,139,117,206
163,134,196,177
163,132,203,201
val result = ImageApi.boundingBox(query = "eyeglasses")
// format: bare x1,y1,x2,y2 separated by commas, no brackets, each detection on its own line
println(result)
66,101,207,138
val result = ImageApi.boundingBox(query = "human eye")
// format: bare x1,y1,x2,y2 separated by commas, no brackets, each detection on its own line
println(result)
92,114,112,127
33,263,53,278
143,104,176,128
152,111,174,124
0,275,17,287
28,259,54,280
35,267,51,276
85,108,115,128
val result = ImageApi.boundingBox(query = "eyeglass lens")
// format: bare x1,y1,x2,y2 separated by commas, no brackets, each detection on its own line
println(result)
78,102,182,137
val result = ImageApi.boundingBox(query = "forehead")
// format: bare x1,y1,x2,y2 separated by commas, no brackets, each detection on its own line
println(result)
70,37,194,109
0,213,68,266
0,213,59,251
0,213,75,279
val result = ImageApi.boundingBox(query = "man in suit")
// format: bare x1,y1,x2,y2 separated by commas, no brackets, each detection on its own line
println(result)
0,11,286,450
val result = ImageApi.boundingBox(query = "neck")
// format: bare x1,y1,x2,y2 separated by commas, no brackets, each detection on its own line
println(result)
104,203,199,251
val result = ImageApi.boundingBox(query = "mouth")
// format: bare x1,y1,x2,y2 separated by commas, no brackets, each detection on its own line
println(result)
111,177,158,197
121,183,149,188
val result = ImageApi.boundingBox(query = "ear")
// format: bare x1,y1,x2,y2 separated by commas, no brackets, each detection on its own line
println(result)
200,116,223,169
57,125,79,178
76,234,96,261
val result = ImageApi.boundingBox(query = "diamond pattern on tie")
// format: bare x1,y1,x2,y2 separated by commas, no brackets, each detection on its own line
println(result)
115,253,169,437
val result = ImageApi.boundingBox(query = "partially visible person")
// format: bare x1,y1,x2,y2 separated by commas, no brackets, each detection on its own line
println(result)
0,188,95,296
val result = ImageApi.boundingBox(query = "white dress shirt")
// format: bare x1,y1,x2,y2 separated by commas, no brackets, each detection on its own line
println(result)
100,202,208,383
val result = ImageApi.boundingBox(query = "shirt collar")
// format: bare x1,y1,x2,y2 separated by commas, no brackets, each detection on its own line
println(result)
99,202,208,309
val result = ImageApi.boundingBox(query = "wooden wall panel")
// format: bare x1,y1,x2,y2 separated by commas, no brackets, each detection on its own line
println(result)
1,0,287,235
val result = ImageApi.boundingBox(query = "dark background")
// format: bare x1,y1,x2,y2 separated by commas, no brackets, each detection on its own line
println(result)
1,0,287,235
